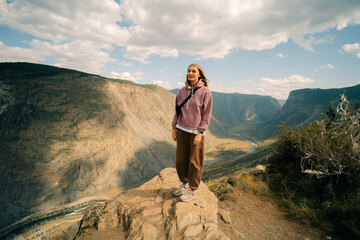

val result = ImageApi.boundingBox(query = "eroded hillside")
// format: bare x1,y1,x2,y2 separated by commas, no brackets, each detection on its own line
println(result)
0,63,177,228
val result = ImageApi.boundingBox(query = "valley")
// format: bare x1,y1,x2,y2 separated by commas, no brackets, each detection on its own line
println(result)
5,135,253,239
7,128,263,239
19,215,83,240
2,186,125,239
1,62,360,239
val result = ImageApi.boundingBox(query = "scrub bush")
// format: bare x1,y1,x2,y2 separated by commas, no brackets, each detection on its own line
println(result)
267,94,360,238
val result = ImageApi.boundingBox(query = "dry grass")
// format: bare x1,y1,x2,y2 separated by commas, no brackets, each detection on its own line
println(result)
232,171,269,195
206,169,269,200
205,133,252,160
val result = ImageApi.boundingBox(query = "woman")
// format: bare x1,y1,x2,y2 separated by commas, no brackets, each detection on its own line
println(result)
172,63,213,202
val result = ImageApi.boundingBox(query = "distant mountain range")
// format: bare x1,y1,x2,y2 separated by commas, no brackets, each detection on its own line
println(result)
170,89,282,139
172,83,360,140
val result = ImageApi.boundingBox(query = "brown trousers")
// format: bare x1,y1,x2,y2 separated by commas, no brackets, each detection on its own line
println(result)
175,129,205,190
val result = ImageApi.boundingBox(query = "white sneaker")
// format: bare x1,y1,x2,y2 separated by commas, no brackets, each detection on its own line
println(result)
180,189,197,202
173,183,190,197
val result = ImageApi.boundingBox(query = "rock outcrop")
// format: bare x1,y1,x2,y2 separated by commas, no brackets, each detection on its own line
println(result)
77,168,230,240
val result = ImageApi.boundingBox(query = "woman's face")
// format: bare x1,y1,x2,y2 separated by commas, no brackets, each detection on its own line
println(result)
187,65,200,86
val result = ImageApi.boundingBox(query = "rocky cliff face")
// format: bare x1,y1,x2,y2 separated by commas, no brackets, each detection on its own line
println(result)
0,63,176,228
211,92,281,125
76,168,230,240
280,84,360,126
253,84,360,139
210,92,282,140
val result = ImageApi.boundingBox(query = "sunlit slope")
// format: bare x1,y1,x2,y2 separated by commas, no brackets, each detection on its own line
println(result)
0,62,176,228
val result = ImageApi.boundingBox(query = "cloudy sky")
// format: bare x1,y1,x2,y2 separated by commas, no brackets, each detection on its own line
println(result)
1,0,360,99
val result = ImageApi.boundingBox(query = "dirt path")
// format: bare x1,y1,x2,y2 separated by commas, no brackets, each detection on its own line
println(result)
217,190,328,240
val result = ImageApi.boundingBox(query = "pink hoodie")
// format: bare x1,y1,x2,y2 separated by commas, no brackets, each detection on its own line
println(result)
172,80,213,132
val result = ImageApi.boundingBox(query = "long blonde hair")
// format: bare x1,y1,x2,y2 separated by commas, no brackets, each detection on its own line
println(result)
186,63,209,88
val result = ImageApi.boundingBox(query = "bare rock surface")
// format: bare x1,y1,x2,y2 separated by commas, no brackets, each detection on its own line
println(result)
76,168,329,240
218,209,231,224
76,168,229,239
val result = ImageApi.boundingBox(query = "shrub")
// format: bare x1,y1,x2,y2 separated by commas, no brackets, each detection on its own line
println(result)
207,179,234,199
267,94,360,238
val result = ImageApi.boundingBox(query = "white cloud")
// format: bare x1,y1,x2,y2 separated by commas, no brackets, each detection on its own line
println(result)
30,40,115,73
259,75,314,87
210,86,287,99
152,80,171,89
123,45,179,63
343,43,360,58
277,53,286,58
177,82,185,87
0,0,126,73
1,0,360,66
292,34,334,52
0,40,115,73
212,74,315,99
256,75,314,98
316,64,336,72
118,61,133,67
120,0,360,60
0,0,129,44
110,71,143,82
0,41,45,62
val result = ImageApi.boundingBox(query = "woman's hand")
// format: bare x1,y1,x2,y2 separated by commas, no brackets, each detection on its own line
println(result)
193,133,202,145
172,128,177,141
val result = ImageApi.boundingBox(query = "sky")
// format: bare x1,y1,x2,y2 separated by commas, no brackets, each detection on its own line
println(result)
1,0,360,99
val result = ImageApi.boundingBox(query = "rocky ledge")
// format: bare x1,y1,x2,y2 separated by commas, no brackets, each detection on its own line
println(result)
76,168,230,239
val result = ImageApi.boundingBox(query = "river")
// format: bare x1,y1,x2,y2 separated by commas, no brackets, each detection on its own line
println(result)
205,127,258,168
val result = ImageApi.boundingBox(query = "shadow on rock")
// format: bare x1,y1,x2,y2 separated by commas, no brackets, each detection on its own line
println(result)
119,140,176,187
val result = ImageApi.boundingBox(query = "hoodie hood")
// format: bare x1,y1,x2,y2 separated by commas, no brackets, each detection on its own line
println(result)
187,79,205,90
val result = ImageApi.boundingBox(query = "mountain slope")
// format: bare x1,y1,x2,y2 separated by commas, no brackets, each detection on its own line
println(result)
171,83,360,141
242,84,360,139
0,62,176,228
280,85,360,126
